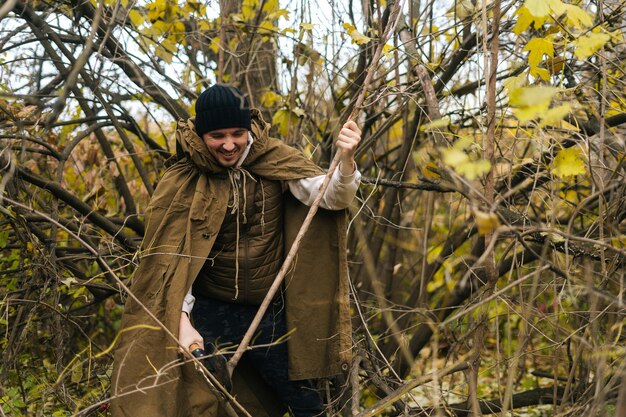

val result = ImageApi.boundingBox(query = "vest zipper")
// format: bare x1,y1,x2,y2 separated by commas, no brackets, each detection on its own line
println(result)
242,232,250,303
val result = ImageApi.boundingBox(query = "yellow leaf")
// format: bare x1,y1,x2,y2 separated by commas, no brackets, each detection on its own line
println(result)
503,74,527,92
525,0,565,17
230,13,244,24
547,0,566,15
260,90,282,107
259,20,277,36
609,29,624,44
514,103,550,122
473,210,500,235
564,4,593,29
129,9,144,27
343,22,371,45
186,1,205,14
147,0,167,21
453,0,479,19
509,86,559,108
388,119,403,142
440,137,492,180
523,37,554,70
442,148,468,167
209,37,220,54
421,162,440,181
513,6,546,35
270,8,289,20
420,117,450,132
524,0,550,17
173,21,186,35
272,109,299,136
426,244,443,264
241,0,257,20
551,147,586,178
556,119,580,132
155,45,174,63
198,20,211,31
151,20,170,36
456,159,491,180
261,0,279,13
530,66,551,81
573,32,611,60
538,103,571,127
300,22,315,31
611,235,626,249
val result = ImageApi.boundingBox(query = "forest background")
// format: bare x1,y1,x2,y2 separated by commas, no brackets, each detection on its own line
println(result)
0,0,625,416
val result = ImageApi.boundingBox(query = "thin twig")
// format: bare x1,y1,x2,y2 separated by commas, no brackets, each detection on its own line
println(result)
355,357,471,417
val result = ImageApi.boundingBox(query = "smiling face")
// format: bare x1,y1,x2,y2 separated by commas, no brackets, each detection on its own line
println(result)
202,127,249,167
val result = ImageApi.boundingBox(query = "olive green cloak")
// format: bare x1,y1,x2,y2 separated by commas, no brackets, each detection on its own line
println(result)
110,111,352,417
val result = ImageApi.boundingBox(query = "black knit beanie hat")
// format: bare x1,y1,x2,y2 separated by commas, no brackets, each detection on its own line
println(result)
194,84,252,137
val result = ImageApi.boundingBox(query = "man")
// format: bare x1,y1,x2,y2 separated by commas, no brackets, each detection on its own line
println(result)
111,84,361,417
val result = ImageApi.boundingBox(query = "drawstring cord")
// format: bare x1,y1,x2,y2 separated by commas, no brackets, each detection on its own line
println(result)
227,167,256,300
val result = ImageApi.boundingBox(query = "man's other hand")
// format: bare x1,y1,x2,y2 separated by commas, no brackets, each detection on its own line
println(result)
336,120,361,175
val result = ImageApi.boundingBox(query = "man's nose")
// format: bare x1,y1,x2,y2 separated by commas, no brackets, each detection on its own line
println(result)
222,138,235,151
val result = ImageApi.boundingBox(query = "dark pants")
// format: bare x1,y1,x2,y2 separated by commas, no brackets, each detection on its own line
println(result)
192,295,324,417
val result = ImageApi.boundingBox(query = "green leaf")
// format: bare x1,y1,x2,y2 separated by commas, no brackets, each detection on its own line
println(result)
551,147,586,178
71,361,83,384
0,231,9,249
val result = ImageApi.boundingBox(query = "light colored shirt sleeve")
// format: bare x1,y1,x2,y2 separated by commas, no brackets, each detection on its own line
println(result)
287,163,361,210
182,289,195,314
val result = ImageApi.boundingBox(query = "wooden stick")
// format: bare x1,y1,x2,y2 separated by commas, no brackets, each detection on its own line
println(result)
227,0,406,376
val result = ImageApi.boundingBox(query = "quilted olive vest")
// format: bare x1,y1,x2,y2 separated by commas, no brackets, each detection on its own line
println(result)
193,171,284,304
